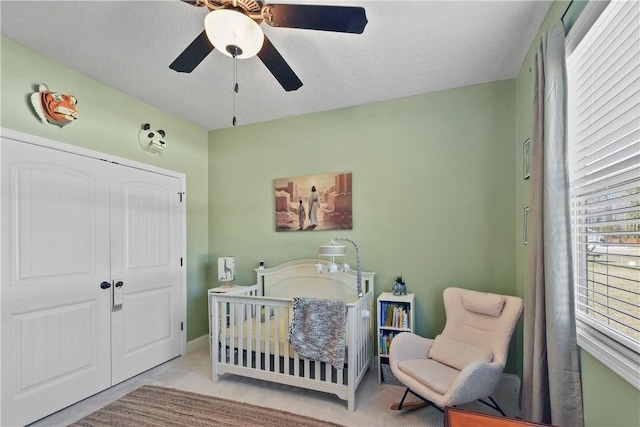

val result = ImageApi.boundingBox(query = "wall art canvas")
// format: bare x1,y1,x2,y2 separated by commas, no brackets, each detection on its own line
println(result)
217,256,235,285
275,172,352,232
523,207,529,245
523,138,531,180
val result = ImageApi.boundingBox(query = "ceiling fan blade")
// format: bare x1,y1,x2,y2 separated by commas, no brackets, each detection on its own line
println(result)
257,35,303,92
264,4,368,34
169,30,214,73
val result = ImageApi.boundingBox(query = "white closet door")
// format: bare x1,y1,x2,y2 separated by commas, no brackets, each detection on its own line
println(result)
0,139,112,427
109,165,183,384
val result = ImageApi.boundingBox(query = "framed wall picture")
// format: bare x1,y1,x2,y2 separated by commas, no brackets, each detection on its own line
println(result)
523,138,531,180
274,172,352,232
217,256,235,287
523,207,529,245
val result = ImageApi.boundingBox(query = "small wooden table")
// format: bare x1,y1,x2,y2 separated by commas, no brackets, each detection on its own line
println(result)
445,407,555,427
209,285,248,293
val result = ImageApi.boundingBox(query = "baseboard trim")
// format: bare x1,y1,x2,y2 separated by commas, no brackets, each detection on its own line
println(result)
186,334,209,354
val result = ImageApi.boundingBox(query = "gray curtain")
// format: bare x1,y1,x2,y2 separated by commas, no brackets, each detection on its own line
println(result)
521,24,584,426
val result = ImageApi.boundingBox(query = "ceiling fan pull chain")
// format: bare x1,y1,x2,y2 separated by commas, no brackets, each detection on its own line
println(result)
232,52,238,126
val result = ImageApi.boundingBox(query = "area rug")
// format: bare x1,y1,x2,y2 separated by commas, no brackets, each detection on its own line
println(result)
70,385,344,427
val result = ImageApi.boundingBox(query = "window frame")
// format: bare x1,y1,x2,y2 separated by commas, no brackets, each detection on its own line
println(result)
565,0,640,390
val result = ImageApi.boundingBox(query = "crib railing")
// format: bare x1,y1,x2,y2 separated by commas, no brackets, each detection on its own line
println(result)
209,287,374,411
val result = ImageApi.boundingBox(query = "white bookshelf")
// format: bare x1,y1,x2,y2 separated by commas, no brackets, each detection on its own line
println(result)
376,292,415,384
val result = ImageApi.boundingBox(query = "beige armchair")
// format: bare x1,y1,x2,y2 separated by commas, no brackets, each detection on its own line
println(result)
389,287,523,415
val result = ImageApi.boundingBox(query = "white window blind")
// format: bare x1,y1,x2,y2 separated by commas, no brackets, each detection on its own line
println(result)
567,0,640,389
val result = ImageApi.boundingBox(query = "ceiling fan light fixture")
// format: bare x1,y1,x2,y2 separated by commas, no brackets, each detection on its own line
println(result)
204,9,264,59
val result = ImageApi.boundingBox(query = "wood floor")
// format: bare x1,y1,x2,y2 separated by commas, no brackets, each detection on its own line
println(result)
28,342,521,427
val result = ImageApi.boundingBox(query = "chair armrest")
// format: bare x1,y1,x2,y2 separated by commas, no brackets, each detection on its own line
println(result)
444,361,504,406
389,332,433,368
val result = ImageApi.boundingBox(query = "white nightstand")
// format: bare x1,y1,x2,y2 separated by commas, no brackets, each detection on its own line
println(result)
208,285,251,333
209,285,248,293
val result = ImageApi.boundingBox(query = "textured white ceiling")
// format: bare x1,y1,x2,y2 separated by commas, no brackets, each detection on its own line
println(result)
0,0,551,131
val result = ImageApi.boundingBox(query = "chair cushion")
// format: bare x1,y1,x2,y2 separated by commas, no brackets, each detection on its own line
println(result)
398,358,459,395
462,291,506,317
427,334,493,371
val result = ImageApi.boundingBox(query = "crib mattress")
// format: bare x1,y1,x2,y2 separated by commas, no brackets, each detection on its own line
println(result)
221,314,293,355
220,313,349,360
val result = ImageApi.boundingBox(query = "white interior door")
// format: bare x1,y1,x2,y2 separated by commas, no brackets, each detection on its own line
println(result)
1,139,112,426
110,165,183,384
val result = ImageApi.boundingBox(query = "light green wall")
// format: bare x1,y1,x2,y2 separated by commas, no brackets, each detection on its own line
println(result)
582,352,640,427
1,37,211,341
208,79,519,372
514,2,640,426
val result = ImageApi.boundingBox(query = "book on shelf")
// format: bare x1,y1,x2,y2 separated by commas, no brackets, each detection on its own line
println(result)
379,330,399,356
380,302,411,329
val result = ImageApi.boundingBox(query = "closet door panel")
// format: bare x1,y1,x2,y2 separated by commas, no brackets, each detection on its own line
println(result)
110,165,183,384
121,287,173,352
1,139,112,427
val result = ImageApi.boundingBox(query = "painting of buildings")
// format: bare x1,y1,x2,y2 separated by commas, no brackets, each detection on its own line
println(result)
274,172,352,232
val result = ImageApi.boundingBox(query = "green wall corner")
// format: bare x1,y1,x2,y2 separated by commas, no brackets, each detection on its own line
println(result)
208,79,519,372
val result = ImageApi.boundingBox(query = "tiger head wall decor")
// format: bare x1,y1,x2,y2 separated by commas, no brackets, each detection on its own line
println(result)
30,83,79,127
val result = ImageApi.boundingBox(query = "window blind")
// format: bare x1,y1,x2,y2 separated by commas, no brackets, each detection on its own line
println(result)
567,0,640,361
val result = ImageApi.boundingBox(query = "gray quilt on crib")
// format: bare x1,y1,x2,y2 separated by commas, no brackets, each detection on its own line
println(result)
288,297,347,370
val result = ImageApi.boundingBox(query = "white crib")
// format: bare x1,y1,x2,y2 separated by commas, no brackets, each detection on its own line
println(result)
208,259,375,411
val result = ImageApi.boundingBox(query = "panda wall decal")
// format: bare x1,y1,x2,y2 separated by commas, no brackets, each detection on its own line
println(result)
138,123,166,154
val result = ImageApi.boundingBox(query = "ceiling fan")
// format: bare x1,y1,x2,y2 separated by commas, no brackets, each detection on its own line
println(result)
170,0,368,91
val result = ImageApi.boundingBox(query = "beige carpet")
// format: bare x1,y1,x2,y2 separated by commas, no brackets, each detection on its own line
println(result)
70,385,344,427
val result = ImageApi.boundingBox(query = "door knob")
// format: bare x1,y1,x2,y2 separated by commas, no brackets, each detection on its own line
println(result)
115,281,124,288
100,281,111,289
